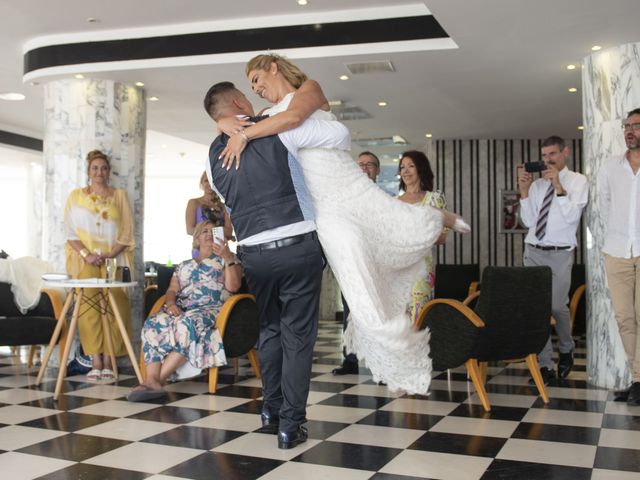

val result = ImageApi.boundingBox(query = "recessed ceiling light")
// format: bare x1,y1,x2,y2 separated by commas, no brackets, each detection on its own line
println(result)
297,0,308,5
0,92,25,101
328,100,343,107
568,87,578,93
339,75,349,81
577,125,584,130
591,45,602,51
149,96,159,102
425,133,433,138
377,101,388,107
86,17,100,23
567,64,576,70
135,81,145,87
74,74,84,79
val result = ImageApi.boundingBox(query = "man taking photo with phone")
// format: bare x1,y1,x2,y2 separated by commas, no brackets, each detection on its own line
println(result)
517,136,589,384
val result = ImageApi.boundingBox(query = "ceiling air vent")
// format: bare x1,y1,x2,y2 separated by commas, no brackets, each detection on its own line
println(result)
354,135,407,148
344,60,395,75
331,105,372,121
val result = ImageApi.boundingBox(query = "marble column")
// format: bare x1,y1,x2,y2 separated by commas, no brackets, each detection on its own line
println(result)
583,42,640,389
43,78,147,344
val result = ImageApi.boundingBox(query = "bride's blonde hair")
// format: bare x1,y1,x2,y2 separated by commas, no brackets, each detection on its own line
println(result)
245,54,308,89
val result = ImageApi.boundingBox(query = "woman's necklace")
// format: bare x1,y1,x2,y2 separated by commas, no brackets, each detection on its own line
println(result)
87,186,113,228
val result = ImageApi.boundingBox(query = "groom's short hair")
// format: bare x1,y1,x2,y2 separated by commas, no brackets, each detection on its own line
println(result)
203,81,238,120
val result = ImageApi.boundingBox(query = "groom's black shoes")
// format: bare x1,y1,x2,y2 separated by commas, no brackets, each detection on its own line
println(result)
278,426,308,449
557,350,574,379
260,409,280,433
332,362,359,376
627,382,640,406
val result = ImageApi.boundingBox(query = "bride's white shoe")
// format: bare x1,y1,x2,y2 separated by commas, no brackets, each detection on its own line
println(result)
452,217,471,234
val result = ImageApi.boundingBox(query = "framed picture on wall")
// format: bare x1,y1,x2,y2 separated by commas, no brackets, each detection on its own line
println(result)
499,189,527,233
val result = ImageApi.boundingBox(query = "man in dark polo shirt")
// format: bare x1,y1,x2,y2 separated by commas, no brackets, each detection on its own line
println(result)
203,82,349,449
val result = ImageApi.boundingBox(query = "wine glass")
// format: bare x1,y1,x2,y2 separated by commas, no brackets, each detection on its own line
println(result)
105,258,117,283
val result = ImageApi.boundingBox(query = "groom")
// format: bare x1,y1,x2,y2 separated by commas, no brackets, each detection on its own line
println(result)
203,81,350,449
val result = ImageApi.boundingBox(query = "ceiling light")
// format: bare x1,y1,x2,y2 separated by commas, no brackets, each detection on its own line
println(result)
297,0,308,5
577,125,584,130
392,135,406,144
86,17,100,23
568,87,578,93
135,81,145,87
339,75,349,81
0,92,25,101
425,133,433,139
74,74,84,79
377,101,388,107
149,96,159,102
328,100,343,107
591,45,602,51
567,64,576,70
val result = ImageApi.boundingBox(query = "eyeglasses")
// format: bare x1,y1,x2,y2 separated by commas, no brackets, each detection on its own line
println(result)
358,162,378,169
622,123,640,131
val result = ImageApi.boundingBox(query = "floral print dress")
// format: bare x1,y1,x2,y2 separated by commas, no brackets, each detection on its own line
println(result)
406,190,447,324
142,256,230,368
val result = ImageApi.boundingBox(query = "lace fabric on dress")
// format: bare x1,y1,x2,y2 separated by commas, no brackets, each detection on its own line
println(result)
265,94,444,394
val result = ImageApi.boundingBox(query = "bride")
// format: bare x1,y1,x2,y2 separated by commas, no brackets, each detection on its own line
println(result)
217,54,469,394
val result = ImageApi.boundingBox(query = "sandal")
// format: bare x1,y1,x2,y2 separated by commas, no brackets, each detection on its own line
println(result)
100,368,115,380
87,369,101,381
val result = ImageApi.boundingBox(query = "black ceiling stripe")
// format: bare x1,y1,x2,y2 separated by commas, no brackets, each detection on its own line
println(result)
24,15,449,74
0,130,43,152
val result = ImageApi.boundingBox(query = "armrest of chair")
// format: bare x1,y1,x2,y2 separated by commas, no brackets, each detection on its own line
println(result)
144,285,158,295
569,284,586,330
149,295,166,316
215,294,256,337
41,288,65,319
468,281,480,297
463,291,480,307
416,298,485,331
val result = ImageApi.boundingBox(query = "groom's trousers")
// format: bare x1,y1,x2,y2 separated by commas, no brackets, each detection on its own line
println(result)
237,232,324,432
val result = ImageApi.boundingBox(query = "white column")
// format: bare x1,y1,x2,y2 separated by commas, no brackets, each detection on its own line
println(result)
42,78,147,339
583,42,640,389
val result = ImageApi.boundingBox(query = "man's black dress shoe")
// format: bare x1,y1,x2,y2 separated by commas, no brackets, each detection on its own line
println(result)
614,388,630,402
530,367,555,385
278,426,308,449
557,350,574,379
260,410,279,433
627,382,640,405
332,363,359,375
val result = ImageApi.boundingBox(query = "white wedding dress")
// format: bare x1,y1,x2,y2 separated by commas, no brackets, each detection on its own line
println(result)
266,94,444,394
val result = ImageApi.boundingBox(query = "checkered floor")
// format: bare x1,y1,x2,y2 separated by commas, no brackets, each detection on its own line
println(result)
1,321,639,480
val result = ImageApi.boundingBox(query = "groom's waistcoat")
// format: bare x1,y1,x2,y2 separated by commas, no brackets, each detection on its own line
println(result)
208,133,306,242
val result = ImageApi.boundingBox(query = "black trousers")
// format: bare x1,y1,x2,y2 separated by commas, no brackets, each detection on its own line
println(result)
238,234,323,432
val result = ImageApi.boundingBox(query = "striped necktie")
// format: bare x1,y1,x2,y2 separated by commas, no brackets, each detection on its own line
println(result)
535,183,555,240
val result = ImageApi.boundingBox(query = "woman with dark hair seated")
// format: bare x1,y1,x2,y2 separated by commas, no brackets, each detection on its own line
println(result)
127,220,242,401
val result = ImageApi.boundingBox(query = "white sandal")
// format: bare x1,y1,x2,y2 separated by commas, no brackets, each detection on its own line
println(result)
87,369,101,381
100,368,115,380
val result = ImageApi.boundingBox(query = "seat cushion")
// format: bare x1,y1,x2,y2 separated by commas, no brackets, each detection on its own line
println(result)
0,316,57,346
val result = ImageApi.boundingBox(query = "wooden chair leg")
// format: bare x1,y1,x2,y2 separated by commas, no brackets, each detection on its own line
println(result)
479,361,488,385
247,348,261,379
525,353,549,404
27,345,37,368
232,357,239,375
465,358,491,412
208,367,219,394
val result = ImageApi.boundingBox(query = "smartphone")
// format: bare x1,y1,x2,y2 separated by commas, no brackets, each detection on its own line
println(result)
212,226,225,244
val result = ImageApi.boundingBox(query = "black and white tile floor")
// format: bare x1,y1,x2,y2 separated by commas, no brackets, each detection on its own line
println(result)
1,321,639,479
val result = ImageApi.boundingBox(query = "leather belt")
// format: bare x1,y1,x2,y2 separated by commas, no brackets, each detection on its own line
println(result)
530,244,572,251
237,231,316,253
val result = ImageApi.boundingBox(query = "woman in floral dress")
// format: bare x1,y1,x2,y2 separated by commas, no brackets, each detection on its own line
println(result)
64,149,135,381
128,220,242,401
397,151,449,324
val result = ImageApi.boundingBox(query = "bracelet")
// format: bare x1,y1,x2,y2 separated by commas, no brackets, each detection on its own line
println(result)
79,248,89,259
226,261,241,267
238,130,250,142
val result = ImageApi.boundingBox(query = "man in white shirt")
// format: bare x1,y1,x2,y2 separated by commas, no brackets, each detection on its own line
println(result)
598,107,640,405
518,136,589,384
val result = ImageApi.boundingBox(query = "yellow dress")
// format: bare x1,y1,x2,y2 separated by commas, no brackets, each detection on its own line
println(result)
64,188,135,356
406,190,447,324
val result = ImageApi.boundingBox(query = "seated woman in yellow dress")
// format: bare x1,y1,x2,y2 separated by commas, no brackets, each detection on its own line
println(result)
64,149,135,381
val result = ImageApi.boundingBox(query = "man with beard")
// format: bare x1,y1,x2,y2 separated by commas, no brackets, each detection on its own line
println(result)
518,136,588,384
598,107,640,405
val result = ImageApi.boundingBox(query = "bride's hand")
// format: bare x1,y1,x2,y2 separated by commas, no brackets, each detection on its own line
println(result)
217,116,253,137
219,132,248,170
